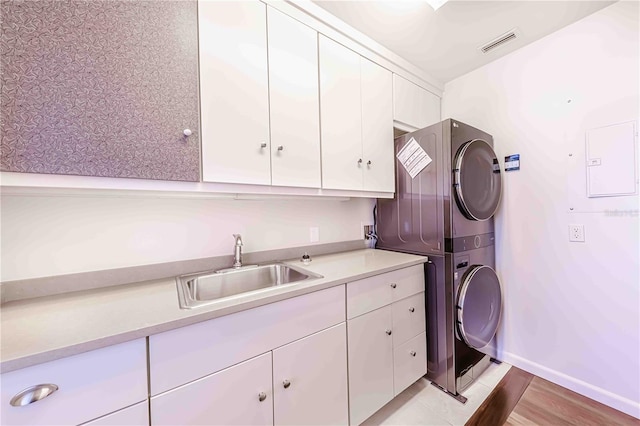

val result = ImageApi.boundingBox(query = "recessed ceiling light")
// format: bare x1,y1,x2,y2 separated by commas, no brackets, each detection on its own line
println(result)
425,0,448,11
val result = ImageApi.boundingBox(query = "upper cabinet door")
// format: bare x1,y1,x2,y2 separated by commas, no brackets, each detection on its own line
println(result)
319,36,363,191
267,8,321,188
200,1,271,185
392,74,440,130
0,1,200,181
361,58,394,192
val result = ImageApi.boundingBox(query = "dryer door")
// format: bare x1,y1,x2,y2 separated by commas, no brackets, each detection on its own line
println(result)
456,265,502,349
453,139,502,221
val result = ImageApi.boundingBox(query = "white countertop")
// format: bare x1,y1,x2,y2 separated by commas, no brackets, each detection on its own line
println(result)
0,249,427,373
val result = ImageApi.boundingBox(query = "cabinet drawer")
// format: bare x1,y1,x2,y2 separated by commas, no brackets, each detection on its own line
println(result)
150,285,345,395
392,292,426,348
393,332,427,396
347,265,424,319
0,339,147,426
84,402,148,426
151,352,273,426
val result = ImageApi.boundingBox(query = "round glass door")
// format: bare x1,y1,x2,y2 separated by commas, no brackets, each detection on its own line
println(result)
456,265,502,349
453,139,502,221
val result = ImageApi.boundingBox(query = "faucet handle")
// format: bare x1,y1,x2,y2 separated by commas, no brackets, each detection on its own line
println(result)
233,234,243,245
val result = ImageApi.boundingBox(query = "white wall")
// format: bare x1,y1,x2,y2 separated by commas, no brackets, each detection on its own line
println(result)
443,1,639,417
0,195,374,281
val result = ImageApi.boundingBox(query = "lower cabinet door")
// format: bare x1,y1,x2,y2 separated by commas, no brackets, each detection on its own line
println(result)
393,332,427,396
150,352,273,426
347,306,394,425
273,323,348,426
84,402,148,426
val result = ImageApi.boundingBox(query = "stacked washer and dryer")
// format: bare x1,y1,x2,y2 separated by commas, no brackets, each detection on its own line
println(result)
376,119,503,402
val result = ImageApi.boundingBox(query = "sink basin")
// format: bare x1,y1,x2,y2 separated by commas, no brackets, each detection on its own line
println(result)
177,263,323,309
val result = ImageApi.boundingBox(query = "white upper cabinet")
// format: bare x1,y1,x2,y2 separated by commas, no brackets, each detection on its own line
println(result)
393,74,441,131
319,35,364,191
361,57,395,192
200,1,271,185
320,38,395,193
267,8,321,188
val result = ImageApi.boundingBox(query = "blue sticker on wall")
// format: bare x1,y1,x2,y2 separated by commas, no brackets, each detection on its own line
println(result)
505,154,520,171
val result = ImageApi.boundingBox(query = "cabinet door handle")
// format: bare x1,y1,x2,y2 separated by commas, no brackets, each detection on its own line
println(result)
410,351,417,357
283,379,291,389
258,392,267,402
260,143,267,149
367,160,372,166
357,158,363,165
409,307,415,312
390,283,397,289
183,129,192,137
10,384,59,407
277,145,284,151
385,329,392,336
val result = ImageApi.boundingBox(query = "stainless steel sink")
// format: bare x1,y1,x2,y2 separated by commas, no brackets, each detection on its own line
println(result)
176,263,323,309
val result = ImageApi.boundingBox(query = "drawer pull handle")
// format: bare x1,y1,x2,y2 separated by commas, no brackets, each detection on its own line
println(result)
390,283,397,289
410,351,417,357
409,307,415,312
258,392,267,402
10,384,58,407
283,379,291,389
385,329,392,336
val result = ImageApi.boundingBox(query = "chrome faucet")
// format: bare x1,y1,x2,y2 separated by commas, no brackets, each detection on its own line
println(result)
232,234,243,268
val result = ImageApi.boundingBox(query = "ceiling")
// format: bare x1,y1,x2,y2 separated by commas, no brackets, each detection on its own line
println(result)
312,0,615,84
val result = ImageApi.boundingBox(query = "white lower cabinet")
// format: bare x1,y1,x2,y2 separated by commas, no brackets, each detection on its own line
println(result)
347,306,394,426
148,285,347,426
151,324,348,426
345,264,427,425
84,402,149,426
273,323,348,426
0,339,147,426
393,332,427,396
151,352,273,426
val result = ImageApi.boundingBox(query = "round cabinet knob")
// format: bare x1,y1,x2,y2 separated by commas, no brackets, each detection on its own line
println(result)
357,158,363,165
390,283,397,289
260,143,267,149
277,145,284,151
410,351,417,357
367,160,372,166
183,129,192,137
409,307,415,313
385,329,392,336
10,384,59,407
258,392,267,402
283,379,291,389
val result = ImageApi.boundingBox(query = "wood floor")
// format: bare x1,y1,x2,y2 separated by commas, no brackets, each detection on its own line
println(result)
466,367,640,426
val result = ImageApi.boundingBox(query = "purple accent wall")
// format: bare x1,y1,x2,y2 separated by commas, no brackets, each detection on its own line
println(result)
1,1,200,181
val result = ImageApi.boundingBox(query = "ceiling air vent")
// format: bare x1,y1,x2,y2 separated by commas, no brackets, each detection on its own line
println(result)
480,29,518,54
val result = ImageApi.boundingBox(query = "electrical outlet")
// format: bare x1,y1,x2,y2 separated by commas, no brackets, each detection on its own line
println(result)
569,224,585,242
309,227,319,243
363,225,374,240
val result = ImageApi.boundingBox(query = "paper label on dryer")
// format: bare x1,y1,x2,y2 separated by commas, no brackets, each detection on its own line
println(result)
397,137,432,179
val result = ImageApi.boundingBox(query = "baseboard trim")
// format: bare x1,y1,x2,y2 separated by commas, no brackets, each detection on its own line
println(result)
497,350,640,419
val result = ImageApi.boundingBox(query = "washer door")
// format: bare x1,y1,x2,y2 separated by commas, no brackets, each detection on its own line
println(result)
453,139,502,221
456,265,502,349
